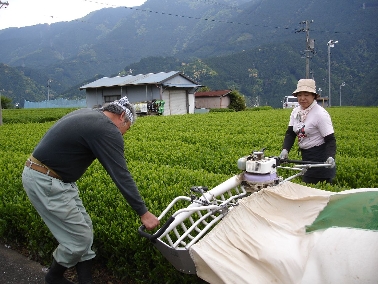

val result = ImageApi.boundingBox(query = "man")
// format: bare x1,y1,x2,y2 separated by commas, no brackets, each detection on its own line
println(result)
22,96,159,284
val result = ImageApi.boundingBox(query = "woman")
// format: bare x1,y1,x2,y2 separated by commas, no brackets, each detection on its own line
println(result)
280,79,336,184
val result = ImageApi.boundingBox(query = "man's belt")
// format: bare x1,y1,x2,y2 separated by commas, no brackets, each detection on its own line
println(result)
25,156,62,180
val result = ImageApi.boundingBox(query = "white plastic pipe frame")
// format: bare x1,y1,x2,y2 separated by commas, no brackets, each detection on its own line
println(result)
157,175,244,241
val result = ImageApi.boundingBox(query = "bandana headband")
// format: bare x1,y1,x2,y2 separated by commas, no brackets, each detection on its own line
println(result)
110,96,134,124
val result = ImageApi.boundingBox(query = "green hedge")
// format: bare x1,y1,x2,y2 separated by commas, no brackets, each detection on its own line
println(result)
0,107,377,283
209,108,235,112
2,108,77,124
245,106,274,111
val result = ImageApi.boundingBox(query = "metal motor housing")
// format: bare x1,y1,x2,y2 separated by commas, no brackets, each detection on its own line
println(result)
237,150,280,192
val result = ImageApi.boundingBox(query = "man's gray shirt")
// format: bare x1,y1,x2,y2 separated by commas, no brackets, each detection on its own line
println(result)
33,108,147,216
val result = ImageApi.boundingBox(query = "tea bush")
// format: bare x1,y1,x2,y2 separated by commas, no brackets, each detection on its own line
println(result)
0,107,377,282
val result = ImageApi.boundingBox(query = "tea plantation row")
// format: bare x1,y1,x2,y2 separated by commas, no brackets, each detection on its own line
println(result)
0,107,377,283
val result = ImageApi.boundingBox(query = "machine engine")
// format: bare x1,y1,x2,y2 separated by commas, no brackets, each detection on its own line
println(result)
237,150,280,192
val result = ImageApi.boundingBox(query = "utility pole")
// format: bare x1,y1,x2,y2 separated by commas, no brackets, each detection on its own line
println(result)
0,1,9,126
339,82,345,106
327,40,338,107
0,90,3,126
297,20,315,79
47,79,52,100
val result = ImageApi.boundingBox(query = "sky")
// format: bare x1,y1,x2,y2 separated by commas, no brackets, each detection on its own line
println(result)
0,0,147,30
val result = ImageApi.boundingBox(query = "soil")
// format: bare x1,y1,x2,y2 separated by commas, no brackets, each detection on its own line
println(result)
0,240,125,284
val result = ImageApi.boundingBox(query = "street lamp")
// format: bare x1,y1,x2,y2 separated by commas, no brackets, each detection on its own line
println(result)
327,40,338,107
0,89,4,126
339,82,345,106
47,79,52,101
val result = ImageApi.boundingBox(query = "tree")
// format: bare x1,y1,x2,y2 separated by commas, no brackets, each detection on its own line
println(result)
228,90,246,112
197,86,211,92
1,96,13,109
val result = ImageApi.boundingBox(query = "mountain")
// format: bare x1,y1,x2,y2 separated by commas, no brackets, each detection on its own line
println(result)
0,63,47,103
0,0,377,107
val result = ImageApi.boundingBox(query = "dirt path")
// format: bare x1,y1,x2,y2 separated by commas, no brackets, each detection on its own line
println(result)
0,241,125,283
0,243,46,284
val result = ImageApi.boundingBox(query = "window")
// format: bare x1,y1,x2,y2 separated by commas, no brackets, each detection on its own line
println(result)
104,95,121,103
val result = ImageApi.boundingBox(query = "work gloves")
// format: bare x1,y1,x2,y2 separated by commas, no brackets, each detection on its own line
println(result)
326,157,336,168
279,149,288,160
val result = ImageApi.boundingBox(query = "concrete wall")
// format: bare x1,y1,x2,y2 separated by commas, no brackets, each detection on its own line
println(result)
195,96,230,109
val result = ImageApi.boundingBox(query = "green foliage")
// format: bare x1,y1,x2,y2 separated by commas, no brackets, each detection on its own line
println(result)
180,59,218,82
209,108,235,112
0,63,48,106
2,108,78,124
228,90,246,111
245,106,274,111
1,95,13,109
197,86,211,92
1,107,377,282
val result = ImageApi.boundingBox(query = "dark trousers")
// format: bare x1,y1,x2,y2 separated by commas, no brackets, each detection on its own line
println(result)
302,175,333,185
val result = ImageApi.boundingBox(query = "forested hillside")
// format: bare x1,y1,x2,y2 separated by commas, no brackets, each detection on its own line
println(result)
0,0,376,107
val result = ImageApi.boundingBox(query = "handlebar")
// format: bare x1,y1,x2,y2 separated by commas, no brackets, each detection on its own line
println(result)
138,216,175,243
282,159,325,165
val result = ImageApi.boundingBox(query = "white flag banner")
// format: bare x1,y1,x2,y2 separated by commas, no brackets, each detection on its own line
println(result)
190,181,378,284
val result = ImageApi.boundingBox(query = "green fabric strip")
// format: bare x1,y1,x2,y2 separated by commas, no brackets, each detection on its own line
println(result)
306,191,378,232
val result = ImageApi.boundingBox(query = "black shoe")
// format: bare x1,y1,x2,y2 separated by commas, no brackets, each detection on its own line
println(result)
45,259,75,284
76,259,93,284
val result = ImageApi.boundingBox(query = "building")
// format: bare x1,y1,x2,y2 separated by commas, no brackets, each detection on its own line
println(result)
80,71,201,115
282,96,330,108
316,96,329,107
194,90,232,109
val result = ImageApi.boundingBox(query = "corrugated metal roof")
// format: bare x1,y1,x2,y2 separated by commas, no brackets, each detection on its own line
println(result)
164,83,201,88
195,90,232,97
80,71,200,89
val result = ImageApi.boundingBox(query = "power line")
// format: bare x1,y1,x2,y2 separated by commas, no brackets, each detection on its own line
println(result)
76,1,374,37
3,0,372,36
0,1,9,9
